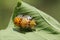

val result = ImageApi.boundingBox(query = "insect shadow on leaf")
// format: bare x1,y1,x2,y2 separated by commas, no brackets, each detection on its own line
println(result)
13,27,36,34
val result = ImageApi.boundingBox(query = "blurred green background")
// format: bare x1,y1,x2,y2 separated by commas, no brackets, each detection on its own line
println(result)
0,0,60,29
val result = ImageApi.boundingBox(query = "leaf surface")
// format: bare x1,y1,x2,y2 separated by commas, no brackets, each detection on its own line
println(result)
0,1,60,40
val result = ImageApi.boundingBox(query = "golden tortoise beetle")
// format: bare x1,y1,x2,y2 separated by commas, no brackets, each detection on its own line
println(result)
14,15,36,29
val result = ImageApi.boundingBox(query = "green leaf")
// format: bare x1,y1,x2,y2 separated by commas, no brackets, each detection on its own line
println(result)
13,1,60,33
0,1,60,40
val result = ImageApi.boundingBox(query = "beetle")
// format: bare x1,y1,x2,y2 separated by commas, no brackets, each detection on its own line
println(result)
13,15,36,29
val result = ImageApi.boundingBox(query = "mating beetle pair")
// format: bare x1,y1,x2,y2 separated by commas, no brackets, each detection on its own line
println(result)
13,15,36,29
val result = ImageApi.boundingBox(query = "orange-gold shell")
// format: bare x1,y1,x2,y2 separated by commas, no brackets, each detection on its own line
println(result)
14,17,22,26
20,18,30,28
29,20,36,28
13,16,36,29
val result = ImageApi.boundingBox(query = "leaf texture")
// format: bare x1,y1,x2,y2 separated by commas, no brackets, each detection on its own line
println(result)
13,1,60,33
0,1,60,40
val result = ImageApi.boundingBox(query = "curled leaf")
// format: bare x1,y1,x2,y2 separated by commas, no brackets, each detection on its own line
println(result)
0,1,60,40
13,1,60,33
